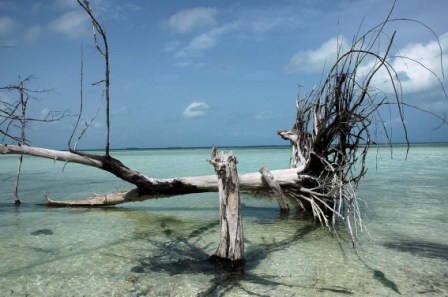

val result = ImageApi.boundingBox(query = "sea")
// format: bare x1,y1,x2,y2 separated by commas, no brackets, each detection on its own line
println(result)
0,144,447,296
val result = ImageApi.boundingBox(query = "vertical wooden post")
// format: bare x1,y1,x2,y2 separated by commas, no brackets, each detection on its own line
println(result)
209,145,244,271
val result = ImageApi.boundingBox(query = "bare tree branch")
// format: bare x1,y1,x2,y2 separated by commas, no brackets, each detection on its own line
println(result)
0,77,68,204
76,0,111,156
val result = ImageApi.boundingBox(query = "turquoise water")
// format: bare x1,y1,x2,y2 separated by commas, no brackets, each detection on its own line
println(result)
0,145,447,296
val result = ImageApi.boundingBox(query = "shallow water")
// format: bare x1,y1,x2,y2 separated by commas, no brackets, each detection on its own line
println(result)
0,145,447,296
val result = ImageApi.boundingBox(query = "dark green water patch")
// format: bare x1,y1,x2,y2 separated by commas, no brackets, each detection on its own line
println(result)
30,229,53,236
383,240,448,261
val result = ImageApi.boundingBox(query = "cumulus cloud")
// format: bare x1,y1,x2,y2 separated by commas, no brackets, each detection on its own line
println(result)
48,10,90,39
0,16,18,36
183,102,210,118
388,33,448,94
286,33,448,98
284,37,349,73
167,7,217,34
353,33,448,97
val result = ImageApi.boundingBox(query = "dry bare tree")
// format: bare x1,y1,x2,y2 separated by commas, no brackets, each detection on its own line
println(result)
76,0,111,156
0,1,446,246
0,76,66,204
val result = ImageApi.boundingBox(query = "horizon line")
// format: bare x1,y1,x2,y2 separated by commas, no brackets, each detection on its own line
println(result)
57,141,448,152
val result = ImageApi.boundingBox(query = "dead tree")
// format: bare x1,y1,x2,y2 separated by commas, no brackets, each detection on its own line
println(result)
76,0,111,156
1,2,446,245
0,76,66,204
276,19,446,243
208,146,245,271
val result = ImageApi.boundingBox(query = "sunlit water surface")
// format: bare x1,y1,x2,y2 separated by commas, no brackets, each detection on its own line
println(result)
0,145,447,296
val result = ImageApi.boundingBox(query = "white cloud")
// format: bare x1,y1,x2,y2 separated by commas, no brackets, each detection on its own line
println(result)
98,2,142,21
167,7,217,34
285,33,448,98
246,6,301,35
175,22,240,58
24,25,43,43
164,40,181,52
48,10,90,39
41,107,50,117
0,16,18,36
254,111,279,120
250,18,282,34
284,36,349,73
388,33,448,94
355,33,448,96
183,102,210,118
112,106,130,116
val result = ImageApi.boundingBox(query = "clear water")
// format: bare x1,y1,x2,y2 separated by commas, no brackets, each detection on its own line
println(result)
0,145,447,296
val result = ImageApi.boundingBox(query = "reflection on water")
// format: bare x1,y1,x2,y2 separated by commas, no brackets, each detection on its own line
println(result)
0,145,447,296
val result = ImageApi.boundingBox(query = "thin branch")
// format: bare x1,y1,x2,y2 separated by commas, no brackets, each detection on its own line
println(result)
77,0,111,156
69,46,84,151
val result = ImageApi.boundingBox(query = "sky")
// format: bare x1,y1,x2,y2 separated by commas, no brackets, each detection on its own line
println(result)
1,0,447,150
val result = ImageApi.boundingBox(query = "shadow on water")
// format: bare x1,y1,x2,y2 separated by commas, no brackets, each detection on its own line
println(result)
317,287,354,295
128,207,358,296
130,219,312,296
372,269,401,295
30,229,53,236
383,240,448,261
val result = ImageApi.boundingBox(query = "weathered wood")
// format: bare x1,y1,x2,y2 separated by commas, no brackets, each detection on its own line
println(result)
208,146,244,270
0,144,103,168
0,144,302,206
13,155,23,205
259,166,289,213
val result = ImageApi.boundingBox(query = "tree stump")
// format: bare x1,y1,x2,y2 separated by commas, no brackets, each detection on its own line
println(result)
208,145,244,271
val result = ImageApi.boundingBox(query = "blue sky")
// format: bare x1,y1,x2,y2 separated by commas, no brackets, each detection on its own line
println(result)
1,0,447,149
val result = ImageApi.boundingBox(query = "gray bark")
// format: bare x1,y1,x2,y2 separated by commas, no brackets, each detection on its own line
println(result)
0,144,301,206
259,166,289,213
209,147,244,268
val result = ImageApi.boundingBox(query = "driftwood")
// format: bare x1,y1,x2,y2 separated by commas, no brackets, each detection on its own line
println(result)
0,76,67,204
259,166,289,213
0,144,300,206
208,146,244,270
1,1,447,248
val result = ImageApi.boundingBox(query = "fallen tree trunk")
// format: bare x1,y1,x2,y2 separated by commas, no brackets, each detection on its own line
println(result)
1,144,301,206
1,1,446,254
